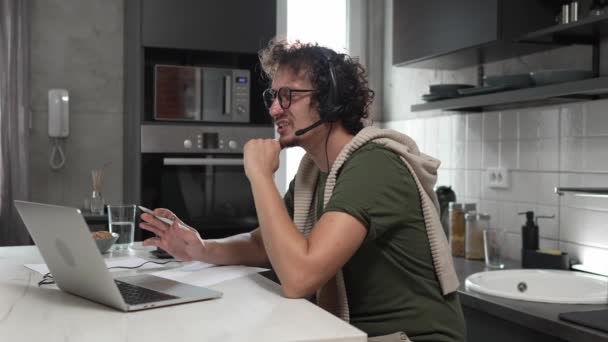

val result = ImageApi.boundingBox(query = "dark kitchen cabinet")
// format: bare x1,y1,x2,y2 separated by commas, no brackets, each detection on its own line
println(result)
393,0,557,69
142,0,276,53
123,0,276,211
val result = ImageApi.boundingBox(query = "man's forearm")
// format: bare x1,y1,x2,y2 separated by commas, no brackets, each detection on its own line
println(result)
248,174,310,285
199,229,269,267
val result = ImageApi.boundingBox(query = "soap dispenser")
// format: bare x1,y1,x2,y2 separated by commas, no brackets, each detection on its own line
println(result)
519,211,567,269
520,211,538,254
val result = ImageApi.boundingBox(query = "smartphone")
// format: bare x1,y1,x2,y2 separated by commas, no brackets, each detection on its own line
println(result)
138,205,174,225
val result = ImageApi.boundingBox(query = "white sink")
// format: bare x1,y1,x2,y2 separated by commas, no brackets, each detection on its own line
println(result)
465,269,608,304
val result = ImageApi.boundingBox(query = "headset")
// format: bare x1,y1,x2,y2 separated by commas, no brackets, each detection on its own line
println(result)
294,49,344,136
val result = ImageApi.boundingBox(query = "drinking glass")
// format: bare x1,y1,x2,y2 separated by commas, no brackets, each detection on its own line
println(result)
483,228,506,269
107,204,136,250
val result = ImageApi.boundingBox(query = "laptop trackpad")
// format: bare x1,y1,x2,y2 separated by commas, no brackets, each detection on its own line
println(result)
116,274,222,298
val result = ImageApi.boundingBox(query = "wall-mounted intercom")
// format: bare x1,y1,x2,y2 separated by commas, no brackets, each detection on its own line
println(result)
48,89,70,138
48,89,69,170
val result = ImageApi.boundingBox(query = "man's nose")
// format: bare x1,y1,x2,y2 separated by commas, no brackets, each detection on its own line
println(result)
269,98,285,117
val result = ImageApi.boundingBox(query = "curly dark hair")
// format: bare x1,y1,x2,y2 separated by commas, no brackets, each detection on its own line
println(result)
259,39,375,135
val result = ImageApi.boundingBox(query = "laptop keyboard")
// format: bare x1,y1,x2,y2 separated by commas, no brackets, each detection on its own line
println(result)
115,280,179,305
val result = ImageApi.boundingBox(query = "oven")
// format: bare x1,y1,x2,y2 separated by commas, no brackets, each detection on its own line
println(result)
138,124,274,240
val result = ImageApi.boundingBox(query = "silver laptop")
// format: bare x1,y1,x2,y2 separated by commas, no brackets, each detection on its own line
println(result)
14,200,222,312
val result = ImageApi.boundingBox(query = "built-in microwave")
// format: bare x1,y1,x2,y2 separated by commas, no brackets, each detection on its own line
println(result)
154,65,250,123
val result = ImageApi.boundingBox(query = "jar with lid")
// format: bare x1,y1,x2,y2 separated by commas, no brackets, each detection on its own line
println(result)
464,203,476,214
448,202,465,257
465,212,490,260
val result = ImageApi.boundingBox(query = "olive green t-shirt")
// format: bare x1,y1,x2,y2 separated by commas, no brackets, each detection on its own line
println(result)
283,143,465,341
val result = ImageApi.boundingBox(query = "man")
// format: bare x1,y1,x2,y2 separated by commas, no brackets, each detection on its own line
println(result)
139,39,465,342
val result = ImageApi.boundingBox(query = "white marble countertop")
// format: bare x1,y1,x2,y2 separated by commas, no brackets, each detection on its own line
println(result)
0,244,366,342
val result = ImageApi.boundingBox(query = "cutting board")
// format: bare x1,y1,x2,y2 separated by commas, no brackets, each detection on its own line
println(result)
559,309,608,334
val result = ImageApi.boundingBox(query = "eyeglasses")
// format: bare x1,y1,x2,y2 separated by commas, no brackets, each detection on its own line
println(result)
262,87,315,110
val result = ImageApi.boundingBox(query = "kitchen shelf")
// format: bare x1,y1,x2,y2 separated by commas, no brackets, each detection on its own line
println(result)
518,13,608,45
411,76,608,112
411,15,608,113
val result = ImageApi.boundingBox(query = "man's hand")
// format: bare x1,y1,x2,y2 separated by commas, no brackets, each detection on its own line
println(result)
138,208,206,261
243,139,281,180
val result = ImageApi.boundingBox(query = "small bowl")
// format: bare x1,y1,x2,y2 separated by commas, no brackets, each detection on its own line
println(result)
94,232,119,254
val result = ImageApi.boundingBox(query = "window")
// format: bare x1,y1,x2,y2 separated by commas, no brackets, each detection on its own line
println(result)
282,0,347,191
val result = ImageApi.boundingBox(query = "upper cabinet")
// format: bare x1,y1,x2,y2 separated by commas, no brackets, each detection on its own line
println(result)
393,0,557,69
142,0,276,53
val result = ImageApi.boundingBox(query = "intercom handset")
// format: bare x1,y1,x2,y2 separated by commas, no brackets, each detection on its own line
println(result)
48,89,69,138
48,89,69,170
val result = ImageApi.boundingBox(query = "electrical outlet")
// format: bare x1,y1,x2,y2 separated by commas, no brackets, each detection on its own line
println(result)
487,167,509,189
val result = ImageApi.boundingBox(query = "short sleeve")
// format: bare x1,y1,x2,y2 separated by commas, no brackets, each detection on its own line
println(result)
323,144,423,241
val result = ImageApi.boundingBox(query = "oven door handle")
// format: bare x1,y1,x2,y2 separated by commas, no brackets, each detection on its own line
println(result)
163,158,244,166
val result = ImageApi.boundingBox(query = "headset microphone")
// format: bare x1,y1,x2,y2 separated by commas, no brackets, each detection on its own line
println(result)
294,118,326,136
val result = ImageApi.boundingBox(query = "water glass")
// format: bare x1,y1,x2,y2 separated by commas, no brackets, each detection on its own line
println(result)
107,204,136,250
483,228,505,269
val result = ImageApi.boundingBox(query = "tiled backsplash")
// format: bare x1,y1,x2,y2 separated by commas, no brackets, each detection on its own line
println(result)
384,99,608,271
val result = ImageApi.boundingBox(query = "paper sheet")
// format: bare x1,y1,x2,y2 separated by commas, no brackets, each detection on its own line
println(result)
24,256,174,275
151,263,269,287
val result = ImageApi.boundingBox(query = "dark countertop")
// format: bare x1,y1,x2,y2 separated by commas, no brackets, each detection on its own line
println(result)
454,257,608,342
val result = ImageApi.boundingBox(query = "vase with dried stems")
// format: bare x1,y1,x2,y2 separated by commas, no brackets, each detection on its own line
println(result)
90,169,105,215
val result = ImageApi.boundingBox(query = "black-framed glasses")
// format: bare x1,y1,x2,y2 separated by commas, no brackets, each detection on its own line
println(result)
262,87,315,110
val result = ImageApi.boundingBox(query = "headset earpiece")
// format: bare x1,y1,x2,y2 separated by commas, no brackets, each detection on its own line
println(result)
320,50,343,123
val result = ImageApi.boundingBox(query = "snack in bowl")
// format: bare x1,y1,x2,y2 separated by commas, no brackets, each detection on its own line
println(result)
91,231,119,253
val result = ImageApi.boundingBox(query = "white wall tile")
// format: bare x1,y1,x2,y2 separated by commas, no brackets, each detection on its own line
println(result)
560,103,584,137
584,99,608,137
560,137,584,172
500,110,518,140
437,143,452,168
407,119,425,145
499,140,518,169
518,139,538,171
452,169,466,200
559,206,608,248
483,111,500,141
464,170,481,198
537,138,559,172
511,172,538,203
582,137,608,172
518,108,540,139
536,204,559,240
538,106,560,138
479,200,501,228
453,114,466,142
482,141,499,169
465,141,482,170
437,116,453,144
466,114,482,141
500,202,525,233
452,141,466,169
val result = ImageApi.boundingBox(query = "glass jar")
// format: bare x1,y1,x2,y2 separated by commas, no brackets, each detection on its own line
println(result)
448,202,465,257
465,212,490,260
90,190,105,215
